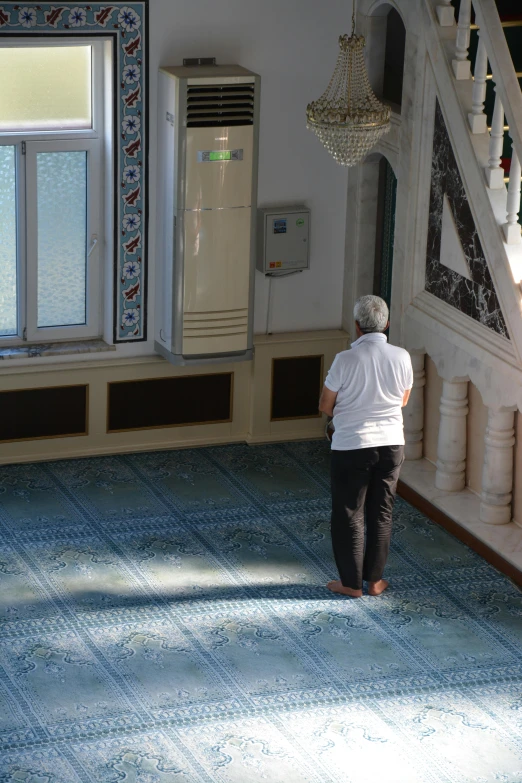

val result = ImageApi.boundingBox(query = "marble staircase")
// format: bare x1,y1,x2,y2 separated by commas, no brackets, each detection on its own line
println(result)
436,0,522,251
401,0,522,577
345,0,522,577
470,3,522,196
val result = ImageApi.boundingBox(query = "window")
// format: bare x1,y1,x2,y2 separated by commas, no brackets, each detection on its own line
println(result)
0,40,107,343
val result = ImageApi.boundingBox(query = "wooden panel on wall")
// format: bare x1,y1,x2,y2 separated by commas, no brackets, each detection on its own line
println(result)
0,385,87,442
423,356,443,464
107,372,233,432
271,355,323,421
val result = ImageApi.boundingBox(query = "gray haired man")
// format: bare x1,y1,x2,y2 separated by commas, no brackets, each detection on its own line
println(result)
319,295,413,597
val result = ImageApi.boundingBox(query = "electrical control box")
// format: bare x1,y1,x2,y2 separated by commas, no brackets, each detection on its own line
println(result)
257,206,310,274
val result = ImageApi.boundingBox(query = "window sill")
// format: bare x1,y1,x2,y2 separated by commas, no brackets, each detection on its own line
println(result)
0,339,116,361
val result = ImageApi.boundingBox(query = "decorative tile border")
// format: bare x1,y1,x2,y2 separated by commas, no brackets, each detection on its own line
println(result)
0,2,148,342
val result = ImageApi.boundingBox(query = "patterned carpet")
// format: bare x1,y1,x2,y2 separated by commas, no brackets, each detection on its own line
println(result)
0,441,522,782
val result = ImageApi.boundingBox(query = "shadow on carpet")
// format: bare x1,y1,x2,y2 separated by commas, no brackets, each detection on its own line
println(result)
0,441,521,782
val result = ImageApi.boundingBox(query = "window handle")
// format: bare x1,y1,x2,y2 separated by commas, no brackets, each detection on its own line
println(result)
87,235,98,258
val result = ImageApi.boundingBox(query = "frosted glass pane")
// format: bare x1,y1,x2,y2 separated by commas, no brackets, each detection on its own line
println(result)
0,46,91,131
0,146,17,336
37,152,87,328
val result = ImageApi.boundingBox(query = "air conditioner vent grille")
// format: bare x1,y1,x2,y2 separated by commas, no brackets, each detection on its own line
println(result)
187,83,255,127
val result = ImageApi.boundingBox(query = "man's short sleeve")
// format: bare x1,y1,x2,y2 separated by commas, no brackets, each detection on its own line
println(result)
324,354,343,393
404,353,414,390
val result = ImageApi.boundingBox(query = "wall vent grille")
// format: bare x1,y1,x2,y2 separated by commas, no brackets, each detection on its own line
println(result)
186,83,255,127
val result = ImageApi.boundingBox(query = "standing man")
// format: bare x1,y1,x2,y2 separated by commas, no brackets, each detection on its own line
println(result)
319,295,413,598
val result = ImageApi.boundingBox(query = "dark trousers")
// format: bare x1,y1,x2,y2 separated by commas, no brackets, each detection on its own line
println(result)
330,445,404,590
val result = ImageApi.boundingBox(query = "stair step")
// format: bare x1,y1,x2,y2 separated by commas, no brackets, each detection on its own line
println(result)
471,20,522,29
485,72,522,79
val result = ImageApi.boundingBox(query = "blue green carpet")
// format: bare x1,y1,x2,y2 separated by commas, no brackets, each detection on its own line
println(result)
0,441,521,782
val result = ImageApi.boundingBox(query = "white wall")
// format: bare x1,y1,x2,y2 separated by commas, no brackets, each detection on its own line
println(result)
149,0,350,338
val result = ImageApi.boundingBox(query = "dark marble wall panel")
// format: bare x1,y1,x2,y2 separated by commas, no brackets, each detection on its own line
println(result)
425,100,509,338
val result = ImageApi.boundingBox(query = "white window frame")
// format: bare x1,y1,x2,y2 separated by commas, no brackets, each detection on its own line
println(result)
24,138,101,341
0,37,108,345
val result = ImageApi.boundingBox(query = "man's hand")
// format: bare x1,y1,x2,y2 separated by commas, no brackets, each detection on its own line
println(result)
325,417,335,442
319,386,338,417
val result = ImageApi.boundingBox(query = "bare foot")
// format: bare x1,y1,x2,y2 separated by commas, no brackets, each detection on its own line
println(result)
367,579,389,596
326,580,363,598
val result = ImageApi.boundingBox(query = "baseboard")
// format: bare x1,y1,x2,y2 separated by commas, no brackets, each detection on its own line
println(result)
245,432,324,444
0,434,248,465
398,480,522,588
0,431,328,465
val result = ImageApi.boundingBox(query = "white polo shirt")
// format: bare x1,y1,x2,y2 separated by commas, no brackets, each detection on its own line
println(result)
324,333,413,450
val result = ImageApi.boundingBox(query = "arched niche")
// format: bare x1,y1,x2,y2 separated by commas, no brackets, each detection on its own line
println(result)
382,8,406,108
373,154,398,309
343,151,398,335
361,2,406,113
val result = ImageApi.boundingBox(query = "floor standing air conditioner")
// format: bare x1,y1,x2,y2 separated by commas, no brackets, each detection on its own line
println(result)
155,64,260,365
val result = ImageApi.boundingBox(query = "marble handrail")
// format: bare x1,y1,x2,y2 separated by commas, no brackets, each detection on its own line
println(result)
438,0,522,242
473,0,522,243
473,0,522,166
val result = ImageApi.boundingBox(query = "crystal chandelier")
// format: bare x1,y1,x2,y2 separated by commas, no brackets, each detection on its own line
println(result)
306,10,391,167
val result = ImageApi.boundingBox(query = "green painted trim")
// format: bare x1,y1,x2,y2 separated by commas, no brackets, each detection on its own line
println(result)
378,159,397,310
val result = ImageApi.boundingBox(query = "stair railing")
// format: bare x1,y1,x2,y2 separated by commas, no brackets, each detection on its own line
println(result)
436,0,522,244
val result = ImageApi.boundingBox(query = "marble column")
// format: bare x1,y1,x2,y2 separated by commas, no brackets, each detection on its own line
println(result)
435,379,469,491
485,92,506,189
452,0,472,80
404,352,425,460
503,146,522,244
468,36,488,134
479,408,515,525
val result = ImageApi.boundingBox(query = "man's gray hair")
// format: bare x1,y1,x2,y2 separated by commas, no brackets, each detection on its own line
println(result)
354,295,389,333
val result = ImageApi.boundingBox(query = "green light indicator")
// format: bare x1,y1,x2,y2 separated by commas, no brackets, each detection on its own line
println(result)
209,150,231,161
296,218,305,227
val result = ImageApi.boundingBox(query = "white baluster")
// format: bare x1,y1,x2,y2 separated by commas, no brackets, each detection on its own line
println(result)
480,408,515,525
468,36,488,134
437,0,455,27
435,379,469,492
403,352,426,461
485,92,506,189
503,145,522,244
452,0,472,79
